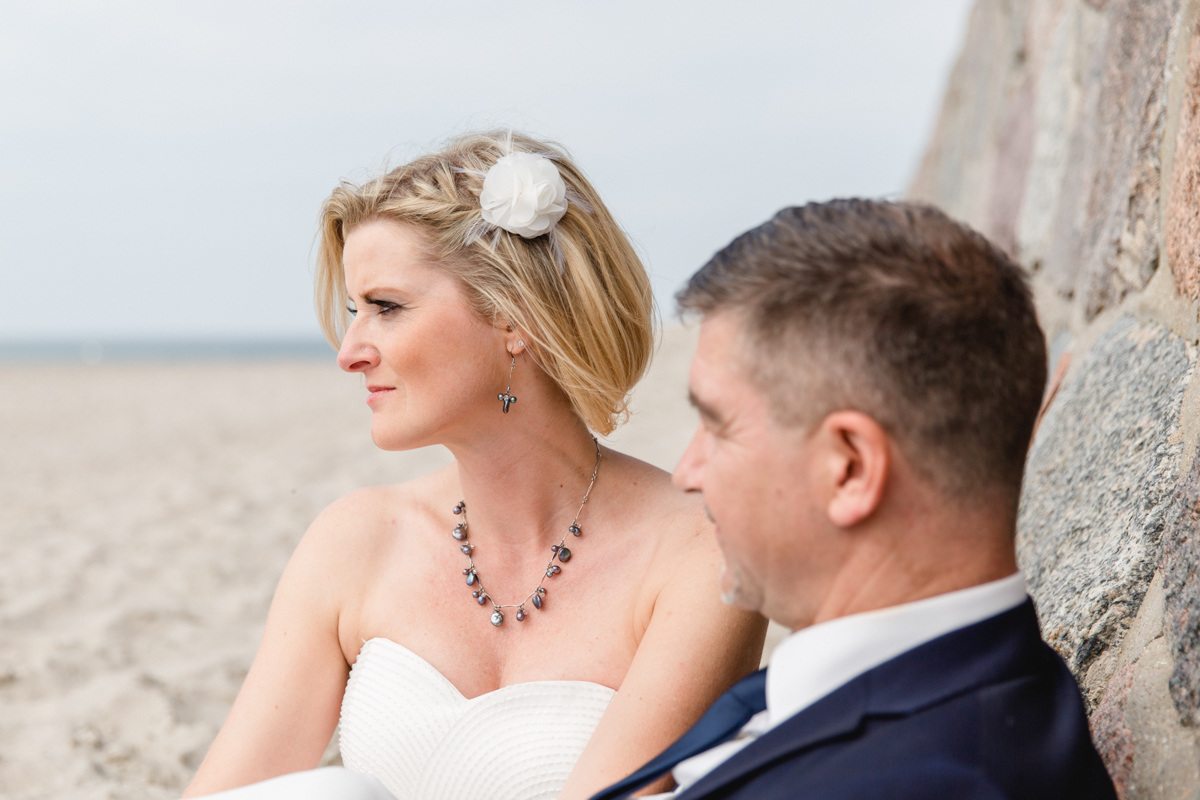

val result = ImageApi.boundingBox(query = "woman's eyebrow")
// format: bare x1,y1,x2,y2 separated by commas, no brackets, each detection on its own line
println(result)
358,287,407,304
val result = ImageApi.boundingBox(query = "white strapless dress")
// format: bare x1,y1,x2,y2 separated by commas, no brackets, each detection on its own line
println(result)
338,638,617,800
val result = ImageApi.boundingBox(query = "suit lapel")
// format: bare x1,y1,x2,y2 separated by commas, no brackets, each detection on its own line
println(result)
674,601,1043,800
676,679,869,800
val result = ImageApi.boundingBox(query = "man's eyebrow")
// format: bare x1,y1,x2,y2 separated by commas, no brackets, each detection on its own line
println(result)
687,389,723,425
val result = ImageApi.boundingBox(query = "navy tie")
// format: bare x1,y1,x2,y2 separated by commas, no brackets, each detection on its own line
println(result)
588,668,768,800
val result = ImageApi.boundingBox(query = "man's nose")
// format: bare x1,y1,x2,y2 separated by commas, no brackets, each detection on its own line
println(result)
673,427,706,493
336,320,378,373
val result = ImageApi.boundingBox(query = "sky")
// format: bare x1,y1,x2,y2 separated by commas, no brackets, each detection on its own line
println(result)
0,1,975,340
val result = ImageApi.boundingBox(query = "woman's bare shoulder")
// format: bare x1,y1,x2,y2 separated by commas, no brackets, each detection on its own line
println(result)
600,449,723,611
299,465,457,564
595,452,766,708
602,449,713,543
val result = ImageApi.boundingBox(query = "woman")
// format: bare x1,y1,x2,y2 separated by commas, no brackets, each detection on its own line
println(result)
184,131,767,800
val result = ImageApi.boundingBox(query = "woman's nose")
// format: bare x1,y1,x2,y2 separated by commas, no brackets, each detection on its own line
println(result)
337,322,379,373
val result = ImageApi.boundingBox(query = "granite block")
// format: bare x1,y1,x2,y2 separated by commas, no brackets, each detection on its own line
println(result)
1018,317,1194,685
908,0,1031,228
1161,444,1200,726
1166,18,1200,301
985,77,1037,256
1043,0,1177,315
1017,0,1098,270
1124,638,1200,796
1091,663,1136,796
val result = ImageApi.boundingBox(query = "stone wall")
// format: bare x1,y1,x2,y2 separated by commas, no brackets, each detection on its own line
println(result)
910,1,1200,796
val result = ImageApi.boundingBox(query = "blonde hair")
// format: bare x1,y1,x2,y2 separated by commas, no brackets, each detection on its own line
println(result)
315,131,656,435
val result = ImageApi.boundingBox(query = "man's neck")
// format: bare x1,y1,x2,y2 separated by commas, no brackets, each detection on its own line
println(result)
810,553,1018,626
789,502,1018,629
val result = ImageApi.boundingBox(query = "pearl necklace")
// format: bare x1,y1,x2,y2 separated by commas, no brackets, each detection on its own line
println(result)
452,438,601,627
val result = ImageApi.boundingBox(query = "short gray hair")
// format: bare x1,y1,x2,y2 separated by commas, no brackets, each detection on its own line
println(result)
678,199,1047,502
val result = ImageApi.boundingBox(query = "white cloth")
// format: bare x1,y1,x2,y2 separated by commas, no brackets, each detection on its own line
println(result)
338,637,616,800
195,767,396,799
658,573,1029,797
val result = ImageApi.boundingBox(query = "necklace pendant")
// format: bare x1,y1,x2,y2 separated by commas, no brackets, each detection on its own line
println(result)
449,437,599,629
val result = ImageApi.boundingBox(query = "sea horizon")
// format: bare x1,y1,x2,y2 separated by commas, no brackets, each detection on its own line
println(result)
0,337,336,363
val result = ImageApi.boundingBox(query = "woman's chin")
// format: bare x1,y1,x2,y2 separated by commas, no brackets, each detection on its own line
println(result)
369,419,433,452
370,430,413,451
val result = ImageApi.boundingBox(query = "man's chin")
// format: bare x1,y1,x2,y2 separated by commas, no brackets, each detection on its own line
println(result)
719,563,764,612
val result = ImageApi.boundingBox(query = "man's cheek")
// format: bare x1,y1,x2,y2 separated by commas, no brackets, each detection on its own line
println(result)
717,556,737,601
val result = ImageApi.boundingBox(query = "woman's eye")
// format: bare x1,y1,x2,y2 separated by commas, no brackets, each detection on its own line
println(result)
349,298,403,317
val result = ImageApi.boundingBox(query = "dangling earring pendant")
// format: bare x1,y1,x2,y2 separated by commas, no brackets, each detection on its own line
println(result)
498,354,517,413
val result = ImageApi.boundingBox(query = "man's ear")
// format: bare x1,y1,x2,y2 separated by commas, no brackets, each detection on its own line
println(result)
815,410,890,528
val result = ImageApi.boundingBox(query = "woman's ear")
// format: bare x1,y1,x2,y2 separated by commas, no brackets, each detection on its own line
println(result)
816,410,890,528
498,319,527,356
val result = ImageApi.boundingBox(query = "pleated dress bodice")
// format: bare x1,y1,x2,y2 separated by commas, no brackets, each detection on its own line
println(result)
338,638,616,800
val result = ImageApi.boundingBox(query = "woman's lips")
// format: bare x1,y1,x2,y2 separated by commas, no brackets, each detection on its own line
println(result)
366,386,395,405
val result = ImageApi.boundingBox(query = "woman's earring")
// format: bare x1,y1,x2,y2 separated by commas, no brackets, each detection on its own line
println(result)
498,354,517,413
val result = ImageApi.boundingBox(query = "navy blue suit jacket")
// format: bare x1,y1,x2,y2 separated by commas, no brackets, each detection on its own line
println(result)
625,601,1115,799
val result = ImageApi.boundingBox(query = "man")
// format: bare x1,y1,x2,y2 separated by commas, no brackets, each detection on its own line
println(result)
591,200,1116,799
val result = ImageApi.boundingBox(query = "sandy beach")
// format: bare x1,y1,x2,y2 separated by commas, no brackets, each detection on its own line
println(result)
0,324,786,799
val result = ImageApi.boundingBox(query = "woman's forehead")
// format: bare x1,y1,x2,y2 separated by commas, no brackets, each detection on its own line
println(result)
343,221,447,295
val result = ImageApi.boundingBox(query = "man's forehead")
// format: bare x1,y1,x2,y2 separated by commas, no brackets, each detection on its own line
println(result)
695,311,749,361
689,312,762,415
698,311,762,371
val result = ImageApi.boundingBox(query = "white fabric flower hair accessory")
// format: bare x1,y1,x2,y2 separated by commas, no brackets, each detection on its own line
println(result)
479,152,568,239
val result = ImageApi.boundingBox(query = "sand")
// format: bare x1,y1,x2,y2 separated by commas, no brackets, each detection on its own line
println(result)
0,324,786,799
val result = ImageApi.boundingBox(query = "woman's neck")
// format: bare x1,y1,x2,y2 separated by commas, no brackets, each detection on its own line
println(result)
443,398,602,555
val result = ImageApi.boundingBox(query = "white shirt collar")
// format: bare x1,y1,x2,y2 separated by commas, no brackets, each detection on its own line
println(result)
765,572,1028,728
